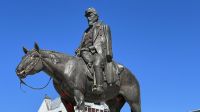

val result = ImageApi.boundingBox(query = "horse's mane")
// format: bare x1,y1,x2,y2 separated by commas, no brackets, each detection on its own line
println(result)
40,50,73,64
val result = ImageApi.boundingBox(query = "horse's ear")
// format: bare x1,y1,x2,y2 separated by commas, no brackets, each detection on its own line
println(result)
23,46,28,54
34,42,40,52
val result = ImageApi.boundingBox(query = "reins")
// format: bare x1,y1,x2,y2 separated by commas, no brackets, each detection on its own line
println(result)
19,77,52,90
19,50,52,91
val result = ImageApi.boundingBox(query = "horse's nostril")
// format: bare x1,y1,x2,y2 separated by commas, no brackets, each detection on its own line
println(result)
16,68,24,75
16,70,20,75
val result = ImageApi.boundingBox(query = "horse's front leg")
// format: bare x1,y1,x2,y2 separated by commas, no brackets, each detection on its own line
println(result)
74,89,85,112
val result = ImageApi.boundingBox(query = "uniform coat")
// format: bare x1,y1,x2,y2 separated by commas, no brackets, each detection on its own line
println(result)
78,21,113,60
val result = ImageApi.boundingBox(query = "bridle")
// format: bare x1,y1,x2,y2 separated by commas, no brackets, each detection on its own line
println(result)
19,50,52,90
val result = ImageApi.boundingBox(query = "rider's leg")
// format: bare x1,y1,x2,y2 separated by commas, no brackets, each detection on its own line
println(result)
93,54,104,94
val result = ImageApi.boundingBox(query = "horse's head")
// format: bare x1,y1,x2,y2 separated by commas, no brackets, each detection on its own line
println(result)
16,43,43,79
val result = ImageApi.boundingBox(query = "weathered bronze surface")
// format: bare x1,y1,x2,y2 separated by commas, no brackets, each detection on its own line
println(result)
16,8,141,112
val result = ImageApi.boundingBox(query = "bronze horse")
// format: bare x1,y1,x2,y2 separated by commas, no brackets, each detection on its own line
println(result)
16,43,141,112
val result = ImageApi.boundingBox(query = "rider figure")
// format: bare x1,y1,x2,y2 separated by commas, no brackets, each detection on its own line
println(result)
75,7,113,94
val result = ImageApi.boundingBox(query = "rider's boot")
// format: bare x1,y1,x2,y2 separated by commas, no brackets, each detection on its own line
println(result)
93,65,104,95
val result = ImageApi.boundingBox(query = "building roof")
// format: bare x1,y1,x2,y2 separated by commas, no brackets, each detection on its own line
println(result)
44,94,51,100
50,97,62,110
40,96,110,111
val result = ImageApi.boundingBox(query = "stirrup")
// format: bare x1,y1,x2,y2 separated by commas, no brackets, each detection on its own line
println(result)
92,85,103,91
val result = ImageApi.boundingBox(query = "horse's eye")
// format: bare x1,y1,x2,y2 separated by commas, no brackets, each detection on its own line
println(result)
30,55,37,59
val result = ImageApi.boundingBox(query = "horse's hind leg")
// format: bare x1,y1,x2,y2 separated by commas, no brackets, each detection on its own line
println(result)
120,84,141,112
129,101,141,112
119,68,141,112
106,94,126,112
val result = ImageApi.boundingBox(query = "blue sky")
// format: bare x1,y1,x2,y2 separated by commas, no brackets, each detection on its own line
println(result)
0,0,199,112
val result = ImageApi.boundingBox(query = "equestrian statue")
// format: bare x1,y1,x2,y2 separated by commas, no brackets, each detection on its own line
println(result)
16,7,141,112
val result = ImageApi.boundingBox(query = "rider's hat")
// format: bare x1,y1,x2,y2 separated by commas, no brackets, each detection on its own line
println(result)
85,7,98,17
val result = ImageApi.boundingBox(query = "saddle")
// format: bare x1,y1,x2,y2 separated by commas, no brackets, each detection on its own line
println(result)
85,60,124,87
